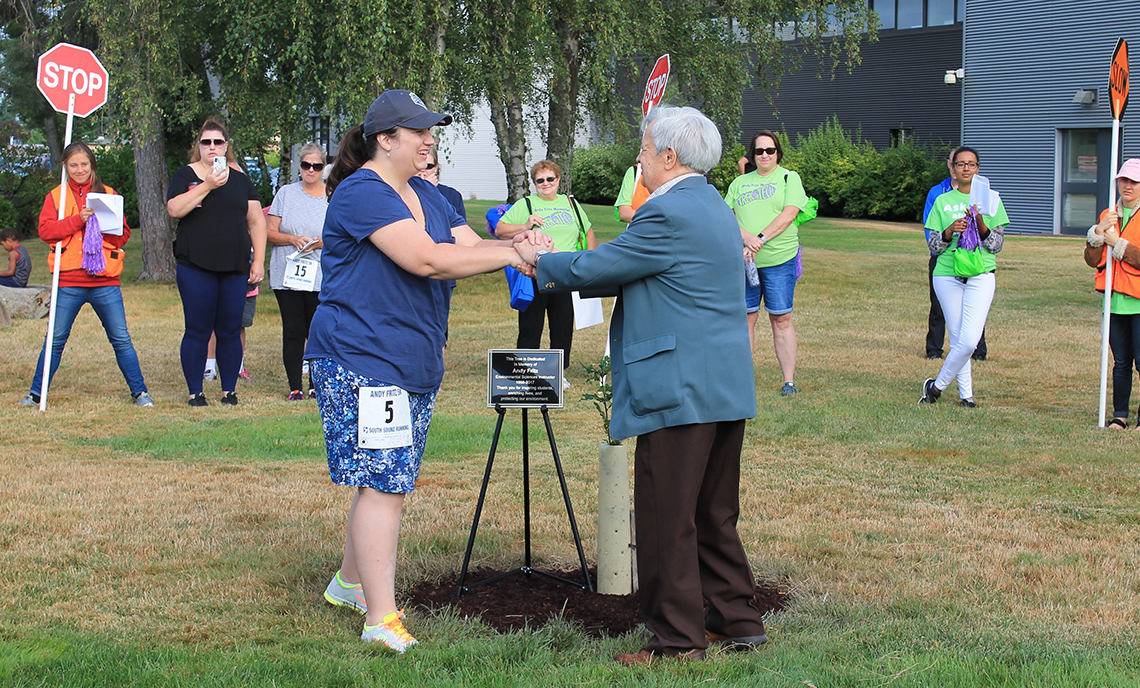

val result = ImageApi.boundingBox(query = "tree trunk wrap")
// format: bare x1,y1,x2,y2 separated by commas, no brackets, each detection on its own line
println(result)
597,441,633,595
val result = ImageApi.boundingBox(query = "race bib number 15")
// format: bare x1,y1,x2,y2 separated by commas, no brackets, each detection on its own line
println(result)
358,386,413,449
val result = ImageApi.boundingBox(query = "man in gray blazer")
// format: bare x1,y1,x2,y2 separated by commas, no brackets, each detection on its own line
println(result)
516,106,767,665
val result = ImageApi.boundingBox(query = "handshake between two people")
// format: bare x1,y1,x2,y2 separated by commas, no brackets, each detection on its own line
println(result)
507,229,558,277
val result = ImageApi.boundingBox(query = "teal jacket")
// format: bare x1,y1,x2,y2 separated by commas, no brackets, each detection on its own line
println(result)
535,176,756,439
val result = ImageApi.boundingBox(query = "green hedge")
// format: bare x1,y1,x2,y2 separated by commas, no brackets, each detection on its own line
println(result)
569,141,639,205
572,117,951,223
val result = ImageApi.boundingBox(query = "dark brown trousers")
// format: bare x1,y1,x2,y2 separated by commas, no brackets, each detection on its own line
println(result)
634,420,766,654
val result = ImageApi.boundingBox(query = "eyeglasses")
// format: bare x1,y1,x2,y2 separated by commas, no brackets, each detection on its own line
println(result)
425,163,436,170
200,138,226,147
534,176,557,184
953,161,979,170
754,147,778,156
299,161,326,171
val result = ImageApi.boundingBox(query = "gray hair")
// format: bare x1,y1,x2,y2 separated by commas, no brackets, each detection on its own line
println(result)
297,141,327,161
641,106,721,174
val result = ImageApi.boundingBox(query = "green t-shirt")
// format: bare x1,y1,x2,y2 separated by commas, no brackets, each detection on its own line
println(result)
500,194,591,252
615,166,636,208
925,188,1010,277
724,166,808,268
1110,206,1140,314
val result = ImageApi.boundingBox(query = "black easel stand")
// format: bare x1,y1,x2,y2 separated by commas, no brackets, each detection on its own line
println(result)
455,404,594,599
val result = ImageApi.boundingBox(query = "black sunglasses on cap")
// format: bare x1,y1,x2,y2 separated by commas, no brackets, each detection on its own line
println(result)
299,161,326,171
534,176,557,184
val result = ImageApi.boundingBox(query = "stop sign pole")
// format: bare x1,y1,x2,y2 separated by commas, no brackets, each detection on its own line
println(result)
35,43,109,411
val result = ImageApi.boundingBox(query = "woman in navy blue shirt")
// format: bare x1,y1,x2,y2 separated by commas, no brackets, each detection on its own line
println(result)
306,90,545,653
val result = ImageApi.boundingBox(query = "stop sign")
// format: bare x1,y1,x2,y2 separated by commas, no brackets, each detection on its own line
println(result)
37,43,109,118
642,54,671,117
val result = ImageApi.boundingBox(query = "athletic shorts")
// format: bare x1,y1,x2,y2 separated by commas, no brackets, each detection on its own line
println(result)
310,357,437,494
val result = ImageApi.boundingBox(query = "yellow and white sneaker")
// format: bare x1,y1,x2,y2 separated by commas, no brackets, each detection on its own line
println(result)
361,611,418,653
323,570,367,614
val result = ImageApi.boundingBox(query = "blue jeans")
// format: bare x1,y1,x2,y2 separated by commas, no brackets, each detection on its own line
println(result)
745,256,797,315
30,285,148,397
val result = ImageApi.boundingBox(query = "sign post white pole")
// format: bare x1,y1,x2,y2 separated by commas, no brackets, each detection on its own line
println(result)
1099,118,1121,428
39,92,76,412
1099,39,1129,428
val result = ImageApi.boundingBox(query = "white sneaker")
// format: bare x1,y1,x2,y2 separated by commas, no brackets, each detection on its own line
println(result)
323,570,367,614
361,611,418,653
203,367,218,381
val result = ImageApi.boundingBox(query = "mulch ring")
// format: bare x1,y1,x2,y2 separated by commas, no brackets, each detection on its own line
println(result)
406,568,789,638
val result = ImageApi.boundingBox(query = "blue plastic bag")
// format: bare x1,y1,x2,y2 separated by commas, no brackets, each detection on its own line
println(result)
505,266,534,311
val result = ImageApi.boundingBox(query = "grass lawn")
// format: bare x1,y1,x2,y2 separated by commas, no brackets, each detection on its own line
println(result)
1,204,1138,687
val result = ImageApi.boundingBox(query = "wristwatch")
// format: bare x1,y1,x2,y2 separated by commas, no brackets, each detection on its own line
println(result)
535,249,550,262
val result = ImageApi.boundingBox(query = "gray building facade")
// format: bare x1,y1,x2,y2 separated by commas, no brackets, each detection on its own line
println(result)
963,1,1138,235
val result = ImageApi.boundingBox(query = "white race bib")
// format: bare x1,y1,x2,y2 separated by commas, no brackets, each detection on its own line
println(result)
358,386,413,449
282,253,320,291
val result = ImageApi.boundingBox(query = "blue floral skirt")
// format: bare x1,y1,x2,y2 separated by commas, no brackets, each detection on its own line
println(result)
309,357,437,494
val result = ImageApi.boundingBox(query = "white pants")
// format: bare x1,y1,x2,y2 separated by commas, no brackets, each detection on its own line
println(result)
932,273,995,400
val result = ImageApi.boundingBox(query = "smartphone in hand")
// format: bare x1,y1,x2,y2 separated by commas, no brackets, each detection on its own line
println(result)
213,156,226,174
297,239,320,253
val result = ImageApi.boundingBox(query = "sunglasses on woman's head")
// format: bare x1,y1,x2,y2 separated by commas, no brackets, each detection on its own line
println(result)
534,176,557,184
200,138,226,147
754,147,778,156
299,161,326,171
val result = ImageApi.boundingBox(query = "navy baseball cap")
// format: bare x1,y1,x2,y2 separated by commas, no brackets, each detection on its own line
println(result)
363,90,452,137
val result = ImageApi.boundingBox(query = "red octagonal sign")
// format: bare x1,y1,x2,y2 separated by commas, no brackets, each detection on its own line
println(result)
37,43,109,118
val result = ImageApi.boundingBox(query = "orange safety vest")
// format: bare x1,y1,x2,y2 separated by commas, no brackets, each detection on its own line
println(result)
1094,206,1140,300
46,184,125,278
631,175,650,210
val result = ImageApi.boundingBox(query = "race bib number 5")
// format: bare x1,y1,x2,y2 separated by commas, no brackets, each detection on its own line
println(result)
358,386,413,449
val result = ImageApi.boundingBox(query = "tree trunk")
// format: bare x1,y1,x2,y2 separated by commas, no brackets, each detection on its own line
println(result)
43,114,61,169
488,86,531,204
545,10,580,194
131,103,176,281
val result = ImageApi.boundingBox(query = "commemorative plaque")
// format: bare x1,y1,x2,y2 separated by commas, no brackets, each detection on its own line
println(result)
487,349,563,408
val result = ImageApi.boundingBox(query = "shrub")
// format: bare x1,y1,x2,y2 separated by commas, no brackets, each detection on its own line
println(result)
95,145,140,228
0,149,55,240
709,142,747,195
788,116,872,217
844,143,949,221
570,141,638,205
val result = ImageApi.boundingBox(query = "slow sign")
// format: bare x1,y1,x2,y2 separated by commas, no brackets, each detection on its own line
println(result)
1110,38,1129,121
36,43,109,118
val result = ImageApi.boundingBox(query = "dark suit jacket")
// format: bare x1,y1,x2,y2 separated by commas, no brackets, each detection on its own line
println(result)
536,176,756,439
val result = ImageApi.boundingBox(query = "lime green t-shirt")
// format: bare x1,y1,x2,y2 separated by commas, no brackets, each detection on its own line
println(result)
724,166,808,268
500,194,591,252
1109,206,1140,314
614,166,636,222
925,188,1010,277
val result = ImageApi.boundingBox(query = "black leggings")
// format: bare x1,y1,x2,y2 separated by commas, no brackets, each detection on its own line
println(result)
1109,312,1140,419
274,289,320,391
516,282,573,370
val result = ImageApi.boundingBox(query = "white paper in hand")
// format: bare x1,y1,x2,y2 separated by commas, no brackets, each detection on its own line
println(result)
967,175,1000,216
87,193,124,236
572,292,604,330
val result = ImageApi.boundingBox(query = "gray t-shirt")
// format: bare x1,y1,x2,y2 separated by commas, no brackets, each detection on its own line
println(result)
268,181,329,291
12,244,31,287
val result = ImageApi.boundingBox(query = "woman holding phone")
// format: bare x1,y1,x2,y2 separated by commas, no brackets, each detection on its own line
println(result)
267,142,329,400
167,118,267,407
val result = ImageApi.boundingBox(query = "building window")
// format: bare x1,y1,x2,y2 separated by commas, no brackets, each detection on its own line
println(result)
309,116,330,152
869,0,962,29
927,0,955,26
890,128,914,147
897,0,924,28
872,0,895,29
